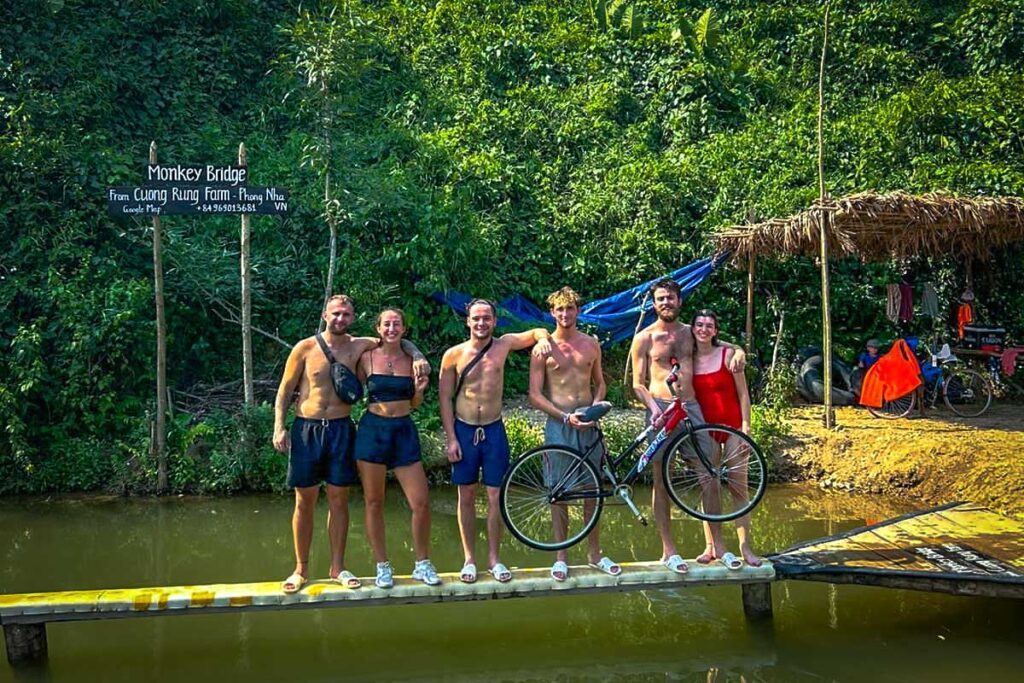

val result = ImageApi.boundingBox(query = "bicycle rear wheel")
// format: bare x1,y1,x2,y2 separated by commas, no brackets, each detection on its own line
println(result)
943,368,992,417
867,392,916,419
499,445,604,551
662,424,767,523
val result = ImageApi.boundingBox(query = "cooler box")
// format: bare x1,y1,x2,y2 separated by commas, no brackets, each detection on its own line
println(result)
961,325,1006,352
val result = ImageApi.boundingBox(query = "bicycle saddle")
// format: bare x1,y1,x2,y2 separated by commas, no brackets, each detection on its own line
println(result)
575,401,613,423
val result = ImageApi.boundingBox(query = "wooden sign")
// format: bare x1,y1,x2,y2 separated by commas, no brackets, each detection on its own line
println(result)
107,185,289,216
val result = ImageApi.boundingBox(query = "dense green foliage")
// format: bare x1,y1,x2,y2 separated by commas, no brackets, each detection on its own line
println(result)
2,0,1022,493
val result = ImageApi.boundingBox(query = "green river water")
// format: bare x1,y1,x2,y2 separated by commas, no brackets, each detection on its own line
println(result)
1,484,1021,682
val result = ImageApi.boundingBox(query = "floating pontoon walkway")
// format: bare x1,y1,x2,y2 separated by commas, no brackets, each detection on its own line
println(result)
770,501,1024,597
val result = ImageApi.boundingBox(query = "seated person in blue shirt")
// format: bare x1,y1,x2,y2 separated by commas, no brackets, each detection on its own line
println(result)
857,339,881,370
852,338,882,396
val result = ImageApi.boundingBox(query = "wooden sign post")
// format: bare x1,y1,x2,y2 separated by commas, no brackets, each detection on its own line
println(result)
149,142,169,494
108,147,289,490
239,144,253,406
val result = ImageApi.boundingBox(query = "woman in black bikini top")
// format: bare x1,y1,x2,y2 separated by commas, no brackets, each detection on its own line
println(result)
353,308,439,588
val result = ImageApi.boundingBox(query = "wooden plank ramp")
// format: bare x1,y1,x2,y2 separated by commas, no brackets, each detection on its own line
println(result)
770,501,1024,598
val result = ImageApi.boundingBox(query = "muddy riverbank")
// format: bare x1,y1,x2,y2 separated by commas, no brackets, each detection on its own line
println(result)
778,405,1024,518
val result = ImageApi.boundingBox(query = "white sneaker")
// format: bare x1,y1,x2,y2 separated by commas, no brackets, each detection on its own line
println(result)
412,559,441,586
375,561,394,589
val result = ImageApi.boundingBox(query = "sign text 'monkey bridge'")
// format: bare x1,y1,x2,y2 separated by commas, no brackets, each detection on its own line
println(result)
146,164,248,186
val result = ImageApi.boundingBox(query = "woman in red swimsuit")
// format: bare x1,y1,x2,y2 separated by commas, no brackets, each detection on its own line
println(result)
691,310,761,568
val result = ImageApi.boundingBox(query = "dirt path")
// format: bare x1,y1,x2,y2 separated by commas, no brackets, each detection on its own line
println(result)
779,404,1024,518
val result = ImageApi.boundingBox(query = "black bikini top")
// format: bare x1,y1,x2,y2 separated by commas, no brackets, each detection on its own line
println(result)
365,349,416,403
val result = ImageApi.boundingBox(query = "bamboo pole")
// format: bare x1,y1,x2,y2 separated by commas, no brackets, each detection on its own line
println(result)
817,2,834,428
239,143,254,406
745,207,757,355
746,255,755,355
150,141,168,493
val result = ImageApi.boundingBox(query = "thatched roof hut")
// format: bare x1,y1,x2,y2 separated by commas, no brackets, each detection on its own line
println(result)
714,191,1024,264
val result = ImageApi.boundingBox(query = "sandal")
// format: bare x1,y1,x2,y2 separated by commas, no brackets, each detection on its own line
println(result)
460,563,478,584
719,552,743,571
587,556,622,576
281,572,307,594
550,560,569,582
332,569,362,588
663,554,689,574
375,561,394,589
489,562,512,583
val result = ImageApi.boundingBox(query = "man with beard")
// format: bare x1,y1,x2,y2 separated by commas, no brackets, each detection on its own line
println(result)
439,298,555,584
529,287,620,581
273,294,429,593
629,279,744,574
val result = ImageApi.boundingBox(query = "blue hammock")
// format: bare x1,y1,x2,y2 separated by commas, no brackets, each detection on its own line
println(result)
431,253,727,346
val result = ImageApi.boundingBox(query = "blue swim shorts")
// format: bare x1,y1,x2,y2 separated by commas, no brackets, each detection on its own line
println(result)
451,418,510,488
353,412,422,469
287,416,358,488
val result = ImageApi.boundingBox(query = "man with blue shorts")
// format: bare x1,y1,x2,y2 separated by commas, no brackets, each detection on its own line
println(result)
272,295,429,593
438,299,554,584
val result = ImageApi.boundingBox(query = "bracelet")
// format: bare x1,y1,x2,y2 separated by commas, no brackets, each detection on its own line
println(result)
562,412,570,425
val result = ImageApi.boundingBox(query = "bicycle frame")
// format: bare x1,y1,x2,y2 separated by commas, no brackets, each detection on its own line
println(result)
548,362,715,503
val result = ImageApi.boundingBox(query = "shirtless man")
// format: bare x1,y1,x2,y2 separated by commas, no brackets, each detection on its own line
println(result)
629,279,744,574
439,298,554,584
529,287,621,581
272,295,429,593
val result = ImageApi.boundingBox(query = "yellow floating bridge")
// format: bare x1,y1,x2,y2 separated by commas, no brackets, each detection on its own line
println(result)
1,561,774,664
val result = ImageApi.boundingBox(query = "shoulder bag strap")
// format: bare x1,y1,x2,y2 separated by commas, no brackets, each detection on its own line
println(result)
315,332,337,364
454,338,494,398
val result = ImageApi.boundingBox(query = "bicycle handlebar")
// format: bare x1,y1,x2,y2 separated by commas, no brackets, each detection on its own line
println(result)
666,357,680,391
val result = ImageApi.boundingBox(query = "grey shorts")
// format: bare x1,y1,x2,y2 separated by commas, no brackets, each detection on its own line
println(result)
647,398,710,460
542,415,604,488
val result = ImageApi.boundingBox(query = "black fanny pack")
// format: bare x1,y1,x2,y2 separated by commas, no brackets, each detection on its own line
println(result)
316,332,363,405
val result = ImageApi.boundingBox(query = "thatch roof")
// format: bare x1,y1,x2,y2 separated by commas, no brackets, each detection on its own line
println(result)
714,191,1024,263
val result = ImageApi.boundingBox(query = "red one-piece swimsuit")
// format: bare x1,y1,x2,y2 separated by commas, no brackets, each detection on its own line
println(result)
692,347,742,442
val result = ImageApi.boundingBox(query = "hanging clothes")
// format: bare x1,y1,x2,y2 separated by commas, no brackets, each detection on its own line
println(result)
921,282,939,318
886,284,901,323
1002,348,1024,377
957,302,974,340
898,281,914,323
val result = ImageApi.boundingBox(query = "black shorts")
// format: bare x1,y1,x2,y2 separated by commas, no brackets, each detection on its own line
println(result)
353,412,422,469
287,416,358,488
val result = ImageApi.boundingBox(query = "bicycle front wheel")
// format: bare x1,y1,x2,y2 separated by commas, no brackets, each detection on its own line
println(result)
499,445,604,551
867,392,916,419
943,368,992,417
662,424,768,523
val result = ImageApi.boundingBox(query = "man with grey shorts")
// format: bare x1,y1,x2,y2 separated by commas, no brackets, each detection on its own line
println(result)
629,279,744,574
529,287,621,581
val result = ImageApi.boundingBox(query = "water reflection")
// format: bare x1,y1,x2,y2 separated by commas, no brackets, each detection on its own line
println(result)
1,485,1022,682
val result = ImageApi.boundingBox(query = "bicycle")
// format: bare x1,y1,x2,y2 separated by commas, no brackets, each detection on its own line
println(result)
499,359,768,551
869,343,992,419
